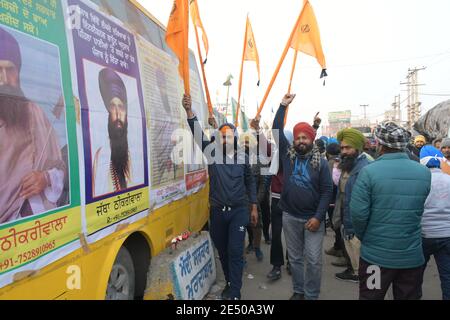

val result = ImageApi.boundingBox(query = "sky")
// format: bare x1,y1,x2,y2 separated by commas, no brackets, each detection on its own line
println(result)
138,0,450,131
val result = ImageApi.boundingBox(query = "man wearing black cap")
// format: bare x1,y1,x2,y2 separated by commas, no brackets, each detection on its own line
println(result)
93,68,131,195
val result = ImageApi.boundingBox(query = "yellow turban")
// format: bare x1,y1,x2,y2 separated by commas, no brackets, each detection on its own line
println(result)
414,135,426,144
337,128,366,151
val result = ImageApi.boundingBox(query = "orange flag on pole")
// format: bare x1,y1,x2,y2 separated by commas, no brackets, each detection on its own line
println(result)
190,0,214,116
166,0,190,94
256,0,326,119
235,16,260,127
243,17,261,85
290,0,327,81
190,0,209,63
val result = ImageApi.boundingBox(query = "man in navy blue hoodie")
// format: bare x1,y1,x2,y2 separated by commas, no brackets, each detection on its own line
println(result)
182,95,258,300
273,94,333,300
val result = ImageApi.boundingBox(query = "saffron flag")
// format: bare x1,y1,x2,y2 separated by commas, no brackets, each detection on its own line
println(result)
256,0,327,118
243,17,260,85
190,0,209,63
290,0,327,79
166,0,190,93
236,16,260,127
190,0,214,116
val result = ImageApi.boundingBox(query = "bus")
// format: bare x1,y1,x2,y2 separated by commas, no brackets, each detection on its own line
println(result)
0,0,210,299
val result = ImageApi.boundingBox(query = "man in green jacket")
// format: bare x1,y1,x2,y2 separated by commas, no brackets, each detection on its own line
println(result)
350,122,431,300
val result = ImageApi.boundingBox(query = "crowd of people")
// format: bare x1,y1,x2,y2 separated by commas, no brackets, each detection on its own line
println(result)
181,93,450,301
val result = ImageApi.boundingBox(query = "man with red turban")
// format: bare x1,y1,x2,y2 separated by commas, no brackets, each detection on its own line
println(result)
272,93,333,300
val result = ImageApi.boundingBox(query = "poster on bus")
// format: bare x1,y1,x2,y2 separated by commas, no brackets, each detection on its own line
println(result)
0,0,81,288
65,0,149,237
185,71,208,194
136,36,187,209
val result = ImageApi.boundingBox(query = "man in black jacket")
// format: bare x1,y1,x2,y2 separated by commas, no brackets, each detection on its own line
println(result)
182,95,258,300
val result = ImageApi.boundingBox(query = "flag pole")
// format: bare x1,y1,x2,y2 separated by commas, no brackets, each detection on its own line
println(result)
288,51,298,94
255,0,307,118
193,18,214,117
182,0,190,94
285,51,298,125
235,16,249,128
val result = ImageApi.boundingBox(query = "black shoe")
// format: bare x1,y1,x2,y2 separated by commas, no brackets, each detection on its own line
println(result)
221,283,231,299
267,266,282,281
289,293,305,300
325,247,344,258
246,244,254,254
335,269,359,283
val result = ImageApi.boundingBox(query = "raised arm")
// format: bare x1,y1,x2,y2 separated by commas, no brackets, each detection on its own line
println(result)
182,94,211,152
272,94,296,157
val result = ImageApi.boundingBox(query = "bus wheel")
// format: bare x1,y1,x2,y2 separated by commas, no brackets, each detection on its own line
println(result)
106,247,135,300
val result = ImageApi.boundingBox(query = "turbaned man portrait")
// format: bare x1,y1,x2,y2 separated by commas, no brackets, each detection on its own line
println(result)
0,27,66,224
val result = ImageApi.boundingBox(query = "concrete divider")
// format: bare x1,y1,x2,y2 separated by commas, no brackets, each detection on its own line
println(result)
144,231,216,300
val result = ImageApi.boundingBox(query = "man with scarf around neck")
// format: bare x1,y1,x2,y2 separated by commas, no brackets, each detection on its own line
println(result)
182,94,258,301
272,94,333,300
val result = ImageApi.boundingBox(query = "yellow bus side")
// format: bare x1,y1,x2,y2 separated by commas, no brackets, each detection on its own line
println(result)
0,185,209,300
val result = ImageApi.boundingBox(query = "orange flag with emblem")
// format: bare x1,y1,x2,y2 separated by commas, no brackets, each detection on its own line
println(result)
290,0,327,79
243,17,260,85
190,0,209,63
166,0,190,94
256,0,327,119
235,16,260,127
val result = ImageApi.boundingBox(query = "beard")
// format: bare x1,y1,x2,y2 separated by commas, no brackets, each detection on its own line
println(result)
443,151,450,160
294,142,313,155
339,153,359,173
108,115,129,190
0,85,30,129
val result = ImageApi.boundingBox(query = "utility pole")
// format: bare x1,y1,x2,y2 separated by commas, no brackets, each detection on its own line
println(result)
396,94,401,123
360,104,369,127
401,67,426,129
391,94,401,123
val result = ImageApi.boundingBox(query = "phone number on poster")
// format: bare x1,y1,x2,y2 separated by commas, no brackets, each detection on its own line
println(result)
0,240,56,272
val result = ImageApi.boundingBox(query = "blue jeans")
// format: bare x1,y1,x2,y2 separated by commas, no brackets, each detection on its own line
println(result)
422,237,450,300
283,212,325,300
210,206,249,299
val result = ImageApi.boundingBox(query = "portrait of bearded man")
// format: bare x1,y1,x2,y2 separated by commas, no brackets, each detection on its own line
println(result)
92,68,134,196
0,27,66,223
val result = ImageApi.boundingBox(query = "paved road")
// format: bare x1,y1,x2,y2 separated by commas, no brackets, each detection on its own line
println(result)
207,230,441,300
